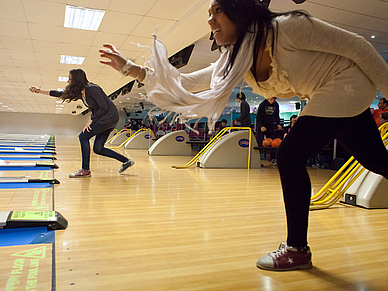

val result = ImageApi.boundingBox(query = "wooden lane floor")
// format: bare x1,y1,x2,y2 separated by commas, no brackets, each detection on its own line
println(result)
17,135,388,290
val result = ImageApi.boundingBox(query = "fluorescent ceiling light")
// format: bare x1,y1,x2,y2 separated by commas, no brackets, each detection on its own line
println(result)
60,55,85,65
64,5,105,31
58,76,69,82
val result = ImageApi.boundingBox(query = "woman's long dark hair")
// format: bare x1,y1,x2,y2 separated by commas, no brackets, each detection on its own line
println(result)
216,0,309,79
61,68,89,102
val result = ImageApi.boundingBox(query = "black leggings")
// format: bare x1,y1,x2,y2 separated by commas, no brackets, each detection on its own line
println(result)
78,122,128,171
277,109,388,247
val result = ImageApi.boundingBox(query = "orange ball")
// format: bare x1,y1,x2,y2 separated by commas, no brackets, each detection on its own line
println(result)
262,138,273,147
271,138,282,147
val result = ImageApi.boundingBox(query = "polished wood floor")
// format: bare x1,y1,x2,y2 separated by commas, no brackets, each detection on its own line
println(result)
2,135,388,290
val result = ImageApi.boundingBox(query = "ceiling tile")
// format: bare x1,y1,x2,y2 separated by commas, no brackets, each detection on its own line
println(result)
0,48,10,59
14,60,39,69
29,23,64,42
63,28,97,45
131,16,176,38
99,11,143,35
62,0,111,10
23,0,65,26
92,32,128,48
8,50,36,61
147,0,200,21
120,36,154,52
35,52,61,63
108,0,158,15
0,20,31,38
337,0,380,13
1,37,34,52
0,0,26,22
32,40,61,54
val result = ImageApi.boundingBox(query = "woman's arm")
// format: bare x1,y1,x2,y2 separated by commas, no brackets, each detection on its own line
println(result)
99,43,215,92
29,87,50,95
99,44,146,82
29,86,64,97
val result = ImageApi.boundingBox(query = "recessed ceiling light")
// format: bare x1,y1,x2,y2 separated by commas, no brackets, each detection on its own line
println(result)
60,55,85,65
371,35,376,39
58,76,69,82
64,5,105,31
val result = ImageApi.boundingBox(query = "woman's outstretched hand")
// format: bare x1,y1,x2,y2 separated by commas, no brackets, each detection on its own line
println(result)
29,86,40,93
99,44,127,72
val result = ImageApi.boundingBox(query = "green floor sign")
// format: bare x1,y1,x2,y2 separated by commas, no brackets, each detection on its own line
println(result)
10,211,56,221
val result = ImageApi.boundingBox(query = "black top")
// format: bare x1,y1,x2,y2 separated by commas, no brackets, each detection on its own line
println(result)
236,100,251,126
50,83,119,126
255,99,280,128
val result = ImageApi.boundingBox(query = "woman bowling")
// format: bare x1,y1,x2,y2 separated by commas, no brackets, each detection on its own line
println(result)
99,0,388,271
29,68,134,178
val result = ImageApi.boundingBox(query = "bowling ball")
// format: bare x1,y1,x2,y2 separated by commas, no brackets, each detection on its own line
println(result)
271,138,282,147
262,138,272,147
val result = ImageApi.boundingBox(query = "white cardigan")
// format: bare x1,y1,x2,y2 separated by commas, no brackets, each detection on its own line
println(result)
179,15,388,118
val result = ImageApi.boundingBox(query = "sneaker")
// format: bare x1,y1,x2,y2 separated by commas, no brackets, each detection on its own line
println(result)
256,241,312,271
119,159,135,173
69,169,91,178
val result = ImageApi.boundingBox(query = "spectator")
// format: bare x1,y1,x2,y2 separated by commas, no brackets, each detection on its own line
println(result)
235,92,251,127
255,97,282,145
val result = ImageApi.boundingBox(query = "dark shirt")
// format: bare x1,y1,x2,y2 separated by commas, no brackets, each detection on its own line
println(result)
256,99,280,128
236,100,251,126
50,83,119,127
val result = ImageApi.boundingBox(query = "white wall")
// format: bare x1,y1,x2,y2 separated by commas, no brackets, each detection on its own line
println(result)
0,112,90,136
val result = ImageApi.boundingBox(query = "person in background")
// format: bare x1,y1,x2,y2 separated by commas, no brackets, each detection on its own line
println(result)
29,68,134,178
255,97,282,145
283,114,298,138
216,119,228,135
235,92,252,127
125,118,132,129
378,112,388,127
371,98,388,126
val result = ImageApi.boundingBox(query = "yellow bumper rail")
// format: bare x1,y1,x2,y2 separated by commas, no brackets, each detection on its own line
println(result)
310,123,388,210
172,127,252,169
109,128,152,150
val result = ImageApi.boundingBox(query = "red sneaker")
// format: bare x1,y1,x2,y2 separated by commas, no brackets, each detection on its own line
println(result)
256,241,312,271
69,169,91,178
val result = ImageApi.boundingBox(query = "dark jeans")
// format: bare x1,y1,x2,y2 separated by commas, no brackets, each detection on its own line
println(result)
276,109,388,247
79,122,128,170
256,125,275,146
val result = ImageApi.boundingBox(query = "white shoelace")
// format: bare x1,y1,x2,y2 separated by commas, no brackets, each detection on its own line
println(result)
268,240,289,259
